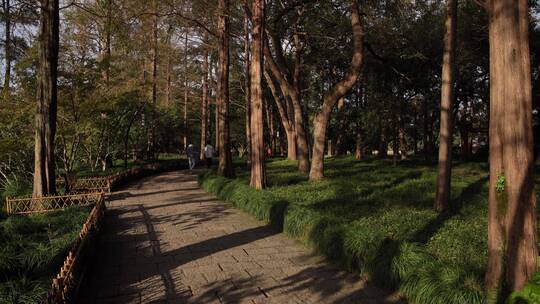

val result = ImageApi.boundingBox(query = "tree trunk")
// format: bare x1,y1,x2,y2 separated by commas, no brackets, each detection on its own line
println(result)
435,0,457,212
200,31,209,160
104,0,112,86
309,1,364,181
33,0,59,197
264,70,296,160
291,33,310,172
263,33,309,171
485,0,538,301
355,130,363,160
3,0,11,100
334,97,347,156
217,0,234,178
249,0,266,189
148,0,158,160
165,26,173,106
183,31,189,151
268,100,276,153
244,12,252,165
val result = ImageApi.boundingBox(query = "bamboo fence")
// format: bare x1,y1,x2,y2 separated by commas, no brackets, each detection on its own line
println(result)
45,193,106,304
5,192,104,215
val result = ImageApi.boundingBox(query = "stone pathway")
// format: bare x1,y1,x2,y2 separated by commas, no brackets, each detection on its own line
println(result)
79,170,402,304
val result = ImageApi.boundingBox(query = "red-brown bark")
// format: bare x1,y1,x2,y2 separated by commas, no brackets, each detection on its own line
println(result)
33,0,59,196
484,0,538,300
249,0,266,189
217,0,234,178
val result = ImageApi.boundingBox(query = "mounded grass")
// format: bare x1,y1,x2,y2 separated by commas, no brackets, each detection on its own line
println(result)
199,157,498,304
0,206,91,303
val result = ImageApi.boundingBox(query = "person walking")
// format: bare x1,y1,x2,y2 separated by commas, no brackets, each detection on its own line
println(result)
186,144,198,171
204,143,214,168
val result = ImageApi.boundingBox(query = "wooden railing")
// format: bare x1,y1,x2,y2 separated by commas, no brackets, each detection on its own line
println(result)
46,193,106,304
56,177,111,193
5,192,104,215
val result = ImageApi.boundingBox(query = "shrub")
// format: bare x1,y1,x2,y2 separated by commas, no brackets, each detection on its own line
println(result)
199,157,492,304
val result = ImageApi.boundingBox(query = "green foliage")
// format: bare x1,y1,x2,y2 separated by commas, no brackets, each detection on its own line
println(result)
0,206,91,303
200,157,492,304
508,272,540,304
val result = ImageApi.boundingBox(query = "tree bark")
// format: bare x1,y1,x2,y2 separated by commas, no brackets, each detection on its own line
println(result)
200,31,209,160
249,0,266,189
485,0,538,301
435,0,457,212
244,11,252,165
309,1,364,181
217,0,234,177
3,0,11,100
33,0,59,196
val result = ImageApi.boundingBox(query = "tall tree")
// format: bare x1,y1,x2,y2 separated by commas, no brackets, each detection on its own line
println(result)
148,0,158,160
483,0,538,301
33,0,59,196
263,32,309,172
309,0,364,181
244,7,251,165
200,31,209,160
434,0,457,212
249,0,266,189
216,0,234,177
2,0,11,100
183,30,188,151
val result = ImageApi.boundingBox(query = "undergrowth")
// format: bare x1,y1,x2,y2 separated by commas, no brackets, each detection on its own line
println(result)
0,206,91,303
199,157,494,304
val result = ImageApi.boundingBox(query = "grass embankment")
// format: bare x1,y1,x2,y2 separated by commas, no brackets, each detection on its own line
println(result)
199,157,496,304
0,206,91,303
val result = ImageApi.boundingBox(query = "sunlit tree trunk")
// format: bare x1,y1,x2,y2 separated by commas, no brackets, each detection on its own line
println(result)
200,31,209,160
249,0,266,189
435,0,457,212
33,0,59,196
309,1,364,181
244,11,252,165
485,0,538,301
217,0,234,177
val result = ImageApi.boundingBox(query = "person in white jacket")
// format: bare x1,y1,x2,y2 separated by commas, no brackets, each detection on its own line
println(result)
204,143,214,168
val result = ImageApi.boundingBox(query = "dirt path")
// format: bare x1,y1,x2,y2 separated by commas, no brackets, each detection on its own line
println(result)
78,170,402,304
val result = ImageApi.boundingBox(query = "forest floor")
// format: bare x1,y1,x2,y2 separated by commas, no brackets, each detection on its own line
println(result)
0,206,91,303
199,157,504,304
78,170,403,304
